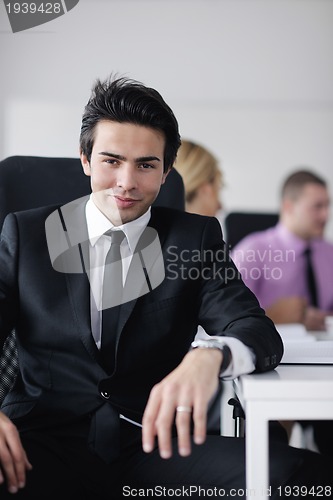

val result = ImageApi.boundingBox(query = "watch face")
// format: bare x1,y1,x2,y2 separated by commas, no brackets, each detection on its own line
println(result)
192,340,223,350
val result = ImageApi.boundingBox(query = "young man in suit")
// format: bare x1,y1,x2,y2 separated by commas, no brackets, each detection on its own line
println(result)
0,77,332,499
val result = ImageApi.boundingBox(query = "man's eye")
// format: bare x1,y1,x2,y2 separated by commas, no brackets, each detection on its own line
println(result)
104,159,118,165
139,163,154,169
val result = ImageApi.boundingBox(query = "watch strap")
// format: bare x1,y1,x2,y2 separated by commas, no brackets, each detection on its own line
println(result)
191,340,232,374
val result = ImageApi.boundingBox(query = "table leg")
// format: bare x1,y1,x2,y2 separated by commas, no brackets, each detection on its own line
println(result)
245,401,269,499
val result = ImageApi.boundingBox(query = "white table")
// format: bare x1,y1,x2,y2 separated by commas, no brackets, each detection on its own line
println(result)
235,365,333,499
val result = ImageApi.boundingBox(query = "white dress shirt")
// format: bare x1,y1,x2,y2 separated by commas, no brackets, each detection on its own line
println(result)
85,196,150,349
85,196,255,378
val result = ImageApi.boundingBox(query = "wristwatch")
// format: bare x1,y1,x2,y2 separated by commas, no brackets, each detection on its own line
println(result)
190,339,232,373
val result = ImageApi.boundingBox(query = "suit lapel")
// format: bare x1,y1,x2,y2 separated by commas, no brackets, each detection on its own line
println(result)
48,203,170,370
51,197,101,363
65,269,100,362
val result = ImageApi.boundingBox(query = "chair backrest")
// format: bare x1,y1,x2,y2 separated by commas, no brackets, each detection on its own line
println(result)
224,211,279,250
0,156,91,229
0,155,185,404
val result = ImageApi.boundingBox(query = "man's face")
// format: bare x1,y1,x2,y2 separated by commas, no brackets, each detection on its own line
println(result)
81,120,169,225
287,183,330,240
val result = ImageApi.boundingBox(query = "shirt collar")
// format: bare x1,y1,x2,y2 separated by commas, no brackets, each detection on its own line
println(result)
85,195,151,254
276,222,312,254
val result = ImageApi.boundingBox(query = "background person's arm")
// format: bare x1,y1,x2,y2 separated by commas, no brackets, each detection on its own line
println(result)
265,296,307,325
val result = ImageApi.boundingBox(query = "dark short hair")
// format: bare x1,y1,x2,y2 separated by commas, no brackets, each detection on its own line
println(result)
80,76,181,172
281,169,327,200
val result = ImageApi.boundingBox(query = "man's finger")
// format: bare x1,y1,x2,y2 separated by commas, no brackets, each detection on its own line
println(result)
175,406,192,456
0,416,31,493
192,397,207,446
142,384,162,453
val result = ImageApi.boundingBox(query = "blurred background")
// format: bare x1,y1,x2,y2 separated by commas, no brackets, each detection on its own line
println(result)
1,0,332,238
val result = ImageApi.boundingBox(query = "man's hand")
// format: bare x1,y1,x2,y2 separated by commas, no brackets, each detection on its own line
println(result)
303,306,326,331
0,412,32,494
266,296,307,324
266,296,327,331
142,348,222,459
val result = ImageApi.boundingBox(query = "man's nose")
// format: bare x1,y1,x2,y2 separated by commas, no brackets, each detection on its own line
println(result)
116,165,137,191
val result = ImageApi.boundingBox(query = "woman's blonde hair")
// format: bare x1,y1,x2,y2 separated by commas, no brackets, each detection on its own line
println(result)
175,140,222,202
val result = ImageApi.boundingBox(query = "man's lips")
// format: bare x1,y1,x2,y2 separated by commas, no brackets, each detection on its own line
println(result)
113,195,141,208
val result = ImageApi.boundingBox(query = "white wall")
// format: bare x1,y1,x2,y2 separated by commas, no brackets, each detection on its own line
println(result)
1,0,333,238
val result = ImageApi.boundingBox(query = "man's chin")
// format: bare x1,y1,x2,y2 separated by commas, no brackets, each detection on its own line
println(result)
106,205,147,226
312,229,325,239
116,207,147,225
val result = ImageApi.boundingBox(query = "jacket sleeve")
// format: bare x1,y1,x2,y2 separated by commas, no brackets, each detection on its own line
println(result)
197,216,283,373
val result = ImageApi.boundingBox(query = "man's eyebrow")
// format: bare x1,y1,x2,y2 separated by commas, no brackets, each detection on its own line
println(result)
136,156,161,163
99,152,126,161
98,152,161,163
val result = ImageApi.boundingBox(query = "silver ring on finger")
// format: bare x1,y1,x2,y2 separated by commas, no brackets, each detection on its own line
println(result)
176,406,192,413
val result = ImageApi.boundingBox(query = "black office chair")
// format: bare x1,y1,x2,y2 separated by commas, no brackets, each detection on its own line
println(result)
0,155,185,404
224,211,279,250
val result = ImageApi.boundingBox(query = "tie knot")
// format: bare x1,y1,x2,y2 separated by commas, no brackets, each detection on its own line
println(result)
105,230,125,246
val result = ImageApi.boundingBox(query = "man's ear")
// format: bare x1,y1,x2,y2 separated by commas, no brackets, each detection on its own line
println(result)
282,198,294,215
161,166,172,184
80,152,91,177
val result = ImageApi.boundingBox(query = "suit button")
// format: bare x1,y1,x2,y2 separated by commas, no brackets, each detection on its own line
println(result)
100,390,110,400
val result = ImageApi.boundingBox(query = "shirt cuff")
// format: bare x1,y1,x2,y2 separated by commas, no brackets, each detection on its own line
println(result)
194,326,256,379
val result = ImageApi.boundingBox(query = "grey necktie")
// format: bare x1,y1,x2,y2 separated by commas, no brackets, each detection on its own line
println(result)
88,231,125,464
100,230,125,373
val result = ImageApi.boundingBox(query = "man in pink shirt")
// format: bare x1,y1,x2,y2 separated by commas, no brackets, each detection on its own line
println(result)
232,169,333,331
232,169,333,458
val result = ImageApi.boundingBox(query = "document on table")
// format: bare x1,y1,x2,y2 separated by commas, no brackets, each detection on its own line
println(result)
277,324,333,364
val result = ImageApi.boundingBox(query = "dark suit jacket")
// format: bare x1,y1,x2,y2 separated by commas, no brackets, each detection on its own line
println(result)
0,202,283,431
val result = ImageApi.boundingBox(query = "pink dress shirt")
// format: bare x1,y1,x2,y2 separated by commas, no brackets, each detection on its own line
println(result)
231,223,333,312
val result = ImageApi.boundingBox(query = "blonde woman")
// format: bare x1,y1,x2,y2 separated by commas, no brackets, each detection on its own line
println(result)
175,139,223,216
